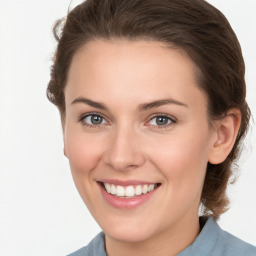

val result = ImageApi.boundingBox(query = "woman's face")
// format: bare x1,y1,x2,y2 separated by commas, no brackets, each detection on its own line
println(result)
63,40,217,243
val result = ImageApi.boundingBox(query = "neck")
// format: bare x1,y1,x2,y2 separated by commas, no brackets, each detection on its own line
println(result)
105,215,200,256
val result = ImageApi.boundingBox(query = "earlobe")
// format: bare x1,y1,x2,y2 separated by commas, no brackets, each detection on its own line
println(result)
63,135,68,158
208,108,241,164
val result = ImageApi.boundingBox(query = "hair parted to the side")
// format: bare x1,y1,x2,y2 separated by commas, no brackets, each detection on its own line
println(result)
47,0,250,220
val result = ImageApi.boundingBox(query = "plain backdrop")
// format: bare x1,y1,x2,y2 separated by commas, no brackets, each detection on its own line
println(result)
0,0,255,255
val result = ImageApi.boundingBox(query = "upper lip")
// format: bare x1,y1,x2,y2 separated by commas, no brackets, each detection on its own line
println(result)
98,179,160,186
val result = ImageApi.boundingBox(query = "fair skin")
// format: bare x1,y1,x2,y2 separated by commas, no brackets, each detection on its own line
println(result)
63,40,241,256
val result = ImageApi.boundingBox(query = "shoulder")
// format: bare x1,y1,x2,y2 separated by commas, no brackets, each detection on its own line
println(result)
204,218,256,256
67,232,106,256
219,229,256,255
209,218,256,256
179,217,256,256
67,246,87,256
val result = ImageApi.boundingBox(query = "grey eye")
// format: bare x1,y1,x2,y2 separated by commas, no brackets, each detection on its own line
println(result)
84,114,106,125
149,116,172,126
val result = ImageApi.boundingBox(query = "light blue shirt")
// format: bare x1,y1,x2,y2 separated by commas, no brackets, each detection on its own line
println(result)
68,218,256,256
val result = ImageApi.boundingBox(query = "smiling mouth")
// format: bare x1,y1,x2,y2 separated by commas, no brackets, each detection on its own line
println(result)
99,182,161,198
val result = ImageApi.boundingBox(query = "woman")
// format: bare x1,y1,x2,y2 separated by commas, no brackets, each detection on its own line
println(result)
47,0,256,255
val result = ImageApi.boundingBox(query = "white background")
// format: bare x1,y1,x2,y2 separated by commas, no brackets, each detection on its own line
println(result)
0,0,255,255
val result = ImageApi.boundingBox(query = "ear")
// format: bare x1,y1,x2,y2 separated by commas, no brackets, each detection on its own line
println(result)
208,108,241,164
62,125,68,158
63,131,69,158
59,111,68,158
63,143,67,157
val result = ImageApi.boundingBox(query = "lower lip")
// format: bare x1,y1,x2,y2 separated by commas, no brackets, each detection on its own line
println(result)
98,183,160,209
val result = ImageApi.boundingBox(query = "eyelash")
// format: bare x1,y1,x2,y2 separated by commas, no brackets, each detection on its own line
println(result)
78,112,109,128
78,112,177,129
147,113,177,129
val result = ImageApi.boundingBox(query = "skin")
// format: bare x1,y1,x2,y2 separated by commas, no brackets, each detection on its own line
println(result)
63,40,241,256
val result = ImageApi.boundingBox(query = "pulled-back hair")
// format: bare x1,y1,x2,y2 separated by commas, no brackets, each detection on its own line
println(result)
47,0,250,220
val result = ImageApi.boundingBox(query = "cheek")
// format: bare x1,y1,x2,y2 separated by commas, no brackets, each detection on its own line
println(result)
64,129,103,177
64,131,105,207
150,128,211,196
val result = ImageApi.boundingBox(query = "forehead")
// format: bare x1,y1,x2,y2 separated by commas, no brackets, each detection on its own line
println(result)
65,39,207,112
68,39,195,83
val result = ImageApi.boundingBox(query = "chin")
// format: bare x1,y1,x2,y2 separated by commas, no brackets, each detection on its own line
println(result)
105,226,157,243
98,214,161,243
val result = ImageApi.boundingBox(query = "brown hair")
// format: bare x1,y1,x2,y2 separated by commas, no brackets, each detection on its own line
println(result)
47,0,250,220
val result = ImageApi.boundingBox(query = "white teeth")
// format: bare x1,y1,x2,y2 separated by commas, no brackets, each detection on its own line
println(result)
148,184,154,192
142,185,148,194
105,183,111,193
110,184,116,195
135,185,142,196
125,186,135,197
103,183,158,198
116,186,125,196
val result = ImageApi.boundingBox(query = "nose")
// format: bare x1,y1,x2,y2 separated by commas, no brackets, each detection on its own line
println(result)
103,125,146,171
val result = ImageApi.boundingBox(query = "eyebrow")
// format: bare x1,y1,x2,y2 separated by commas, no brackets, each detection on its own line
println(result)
71,97,188,111
71,97,108,110
138,99,188,111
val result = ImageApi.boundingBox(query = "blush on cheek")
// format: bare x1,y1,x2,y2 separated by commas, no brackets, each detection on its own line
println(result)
66,136,101,174
155,133,209,185
70,150,99,174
